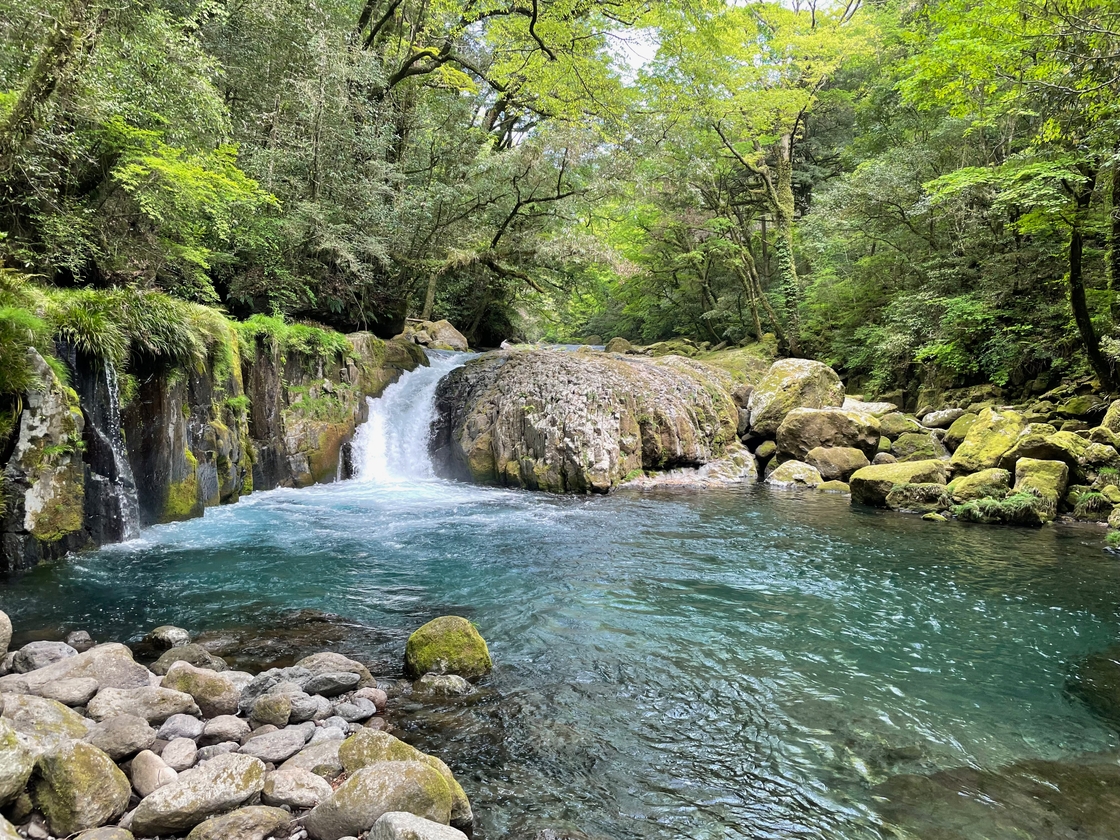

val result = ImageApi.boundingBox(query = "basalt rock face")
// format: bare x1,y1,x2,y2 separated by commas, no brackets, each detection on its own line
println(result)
430,349,741,493
1,335,426,572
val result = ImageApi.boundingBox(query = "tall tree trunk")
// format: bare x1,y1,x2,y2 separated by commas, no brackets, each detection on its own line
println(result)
774,134,801,355
1070,180,1116,389
1110,150,1120,319
421,272,437,320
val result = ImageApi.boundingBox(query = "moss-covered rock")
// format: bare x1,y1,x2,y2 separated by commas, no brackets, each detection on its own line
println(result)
1102,399,1120,433
304,762,453,840
996,423,1060,469
746,359,845,436
130,753,266,837
0,719,34,806
947,468,1011,504
339,730,471,829
805,446,869,481
765,459,823,488
1012,459,1067,520
950,408,1027,472
33,740,130,836
891,432,948,462
884,483,948,513
1056,394,1106,419
161,661,240,718
817,480,850,493
849,460,949,507
404,616,491,681
775,408,880,459
943,412,979,451
952,492,1049,526
0,693,90,757
879,413,923,440
605,337,632,354
185,805,291,840
151,644,227,675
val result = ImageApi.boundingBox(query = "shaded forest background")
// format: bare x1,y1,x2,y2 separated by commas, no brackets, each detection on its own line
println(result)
1,0,1119,397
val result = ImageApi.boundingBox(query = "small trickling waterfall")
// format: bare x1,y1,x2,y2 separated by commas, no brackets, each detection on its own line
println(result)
351,351,470,483
102,364,141,540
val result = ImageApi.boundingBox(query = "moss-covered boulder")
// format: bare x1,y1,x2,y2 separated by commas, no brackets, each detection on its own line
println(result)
151,644,227,675
340,730,472,829
1056,394,1106,419
950,408,1027,473
304,762,453,840
0,816,19,840
952,492,1049,526
891,432,949,462
943,412,979,451
185,805,291,840
849,460,949,508
1102,399,1120,433
1013,459,1068,520
371,812,468,840
405,617,491,681
33,740,131,836
996,423,1059,469
765,460,823,488
161,661,240,718
0,719,34,806
805,446,869,481
1089,426,1120,448
884,483,948,513
86,686,200,724
746,359,845,436
775,408,880,459
0,693,90,757
130,753,266,837
817,480,850,494
947,468,1012,504
879,413,923,440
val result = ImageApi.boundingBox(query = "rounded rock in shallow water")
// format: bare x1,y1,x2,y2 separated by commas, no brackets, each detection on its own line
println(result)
371,811,468,840
413,674,473,698
404,617,491,681
1069,645,1120,728
65,630,94,653
144,626,191,651
151,644,227,676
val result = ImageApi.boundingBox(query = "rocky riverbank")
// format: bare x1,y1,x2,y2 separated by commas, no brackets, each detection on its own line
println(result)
0,608,490,840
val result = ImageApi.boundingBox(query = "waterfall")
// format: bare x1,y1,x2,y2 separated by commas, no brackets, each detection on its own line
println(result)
103,364,141,540
351,351,470,483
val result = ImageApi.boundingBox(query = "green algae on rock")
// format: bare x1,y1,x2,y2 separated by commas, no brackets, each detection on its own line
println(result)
405,616,492,681
849,460,949,508
32,740,130,836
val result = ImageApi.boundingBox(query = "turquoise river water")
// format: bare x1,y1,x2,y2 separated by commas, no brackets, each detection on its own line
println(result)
2,354,1119,839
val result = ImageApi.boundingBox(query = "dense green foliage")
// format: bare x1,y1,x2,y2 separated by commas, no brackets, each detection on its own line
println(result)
2,0,1119,395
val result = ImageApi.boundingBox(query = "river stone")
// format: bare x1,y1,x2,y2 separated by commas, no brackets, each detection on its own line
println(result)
413,675,473,698
0,816,17,840
333,698,379,721
297,652,375,689
1,693,90,755
238,666,314,715
152,644,228,676
74,829,134,840
405,617,492,681
144,626,191,651
1013,458,1068,519
130,752,266,836
947,468,1011,503
775,408,880,460
950,408,1027,472
921,408,966,429
238,726,310,762
196,741,240,761
340,731,472,828
355,687,389,711
891,431,949,462
158,713,205,741
88,685,201,723
884,483,948,514
304,761,453,840
879,413,923,440
304,672,361,697
765,459,823,488
13,641,78,673
84,713,157,760
842,398,897,418
2,643,150,694
995,423,1059,469
65,630,95,653
202,714,251,745
371,812,469,840
747,359,845,436
185,805,291,840
0,719,34,806
130,749,178,797
805,446,869,481
162,661,240,718
33,740,131,836
162,736,199,771
252,692,292,726
0,611,10,658
290,691,333,722
849,460,949,508
943,412,979,451
35,676,99,706
281,740,344,779
310,725,348,745
263,765,334,809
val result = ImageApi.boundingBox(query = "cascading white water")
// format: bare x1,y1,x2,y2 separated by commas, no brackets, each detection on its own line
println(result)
104,364,141,540
350,351,471,483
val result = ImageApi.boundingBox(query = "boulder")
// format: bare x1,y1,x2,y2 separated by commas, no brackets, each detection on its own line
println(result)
13,641,78,673
238,726,310,763
946,468,1012,504
32,740,131,836
238,666,314,716
64,630,94,653
997,423,1060,468
0,719,34,806
161,661,240,718
765,460,823,489
1,693,90,755
262,765,334,809
296,652,375,689
816,480,850,493
2,643,149,694
251,693,292,726
35,676,99,706
605,337,631,354
1013,459,1069,519
405,617,492,681
775,408,880,460
371,812,469,840
920,408,966,429
412,675,472,698
943,412,979,451
73,828,133,840
87,686,201,723
1103,399,1120,433
202,714,250,745
805,447,869,482
185,805,290,840
849,460,949,508
281,740,344,779
305,672,362,697
842,398,897,418
950,408,1027,472
0,611,10,658
334,697,379,721
354,687,388,711
158,713,205,741
151,644,227,676
84,713,157,760
144,626,191,651
162,737,199,772
747,359,845,436
890,432,949,462
884,483,948,513
130,752,266,836
130,749,178,798
0,817,17,840
879,413,923,440
304,762,453,840
339,730,472,829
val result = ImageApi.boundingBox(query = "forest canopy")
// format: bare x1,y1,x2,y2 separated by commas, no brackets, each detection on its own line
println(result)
1,0,1118,397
